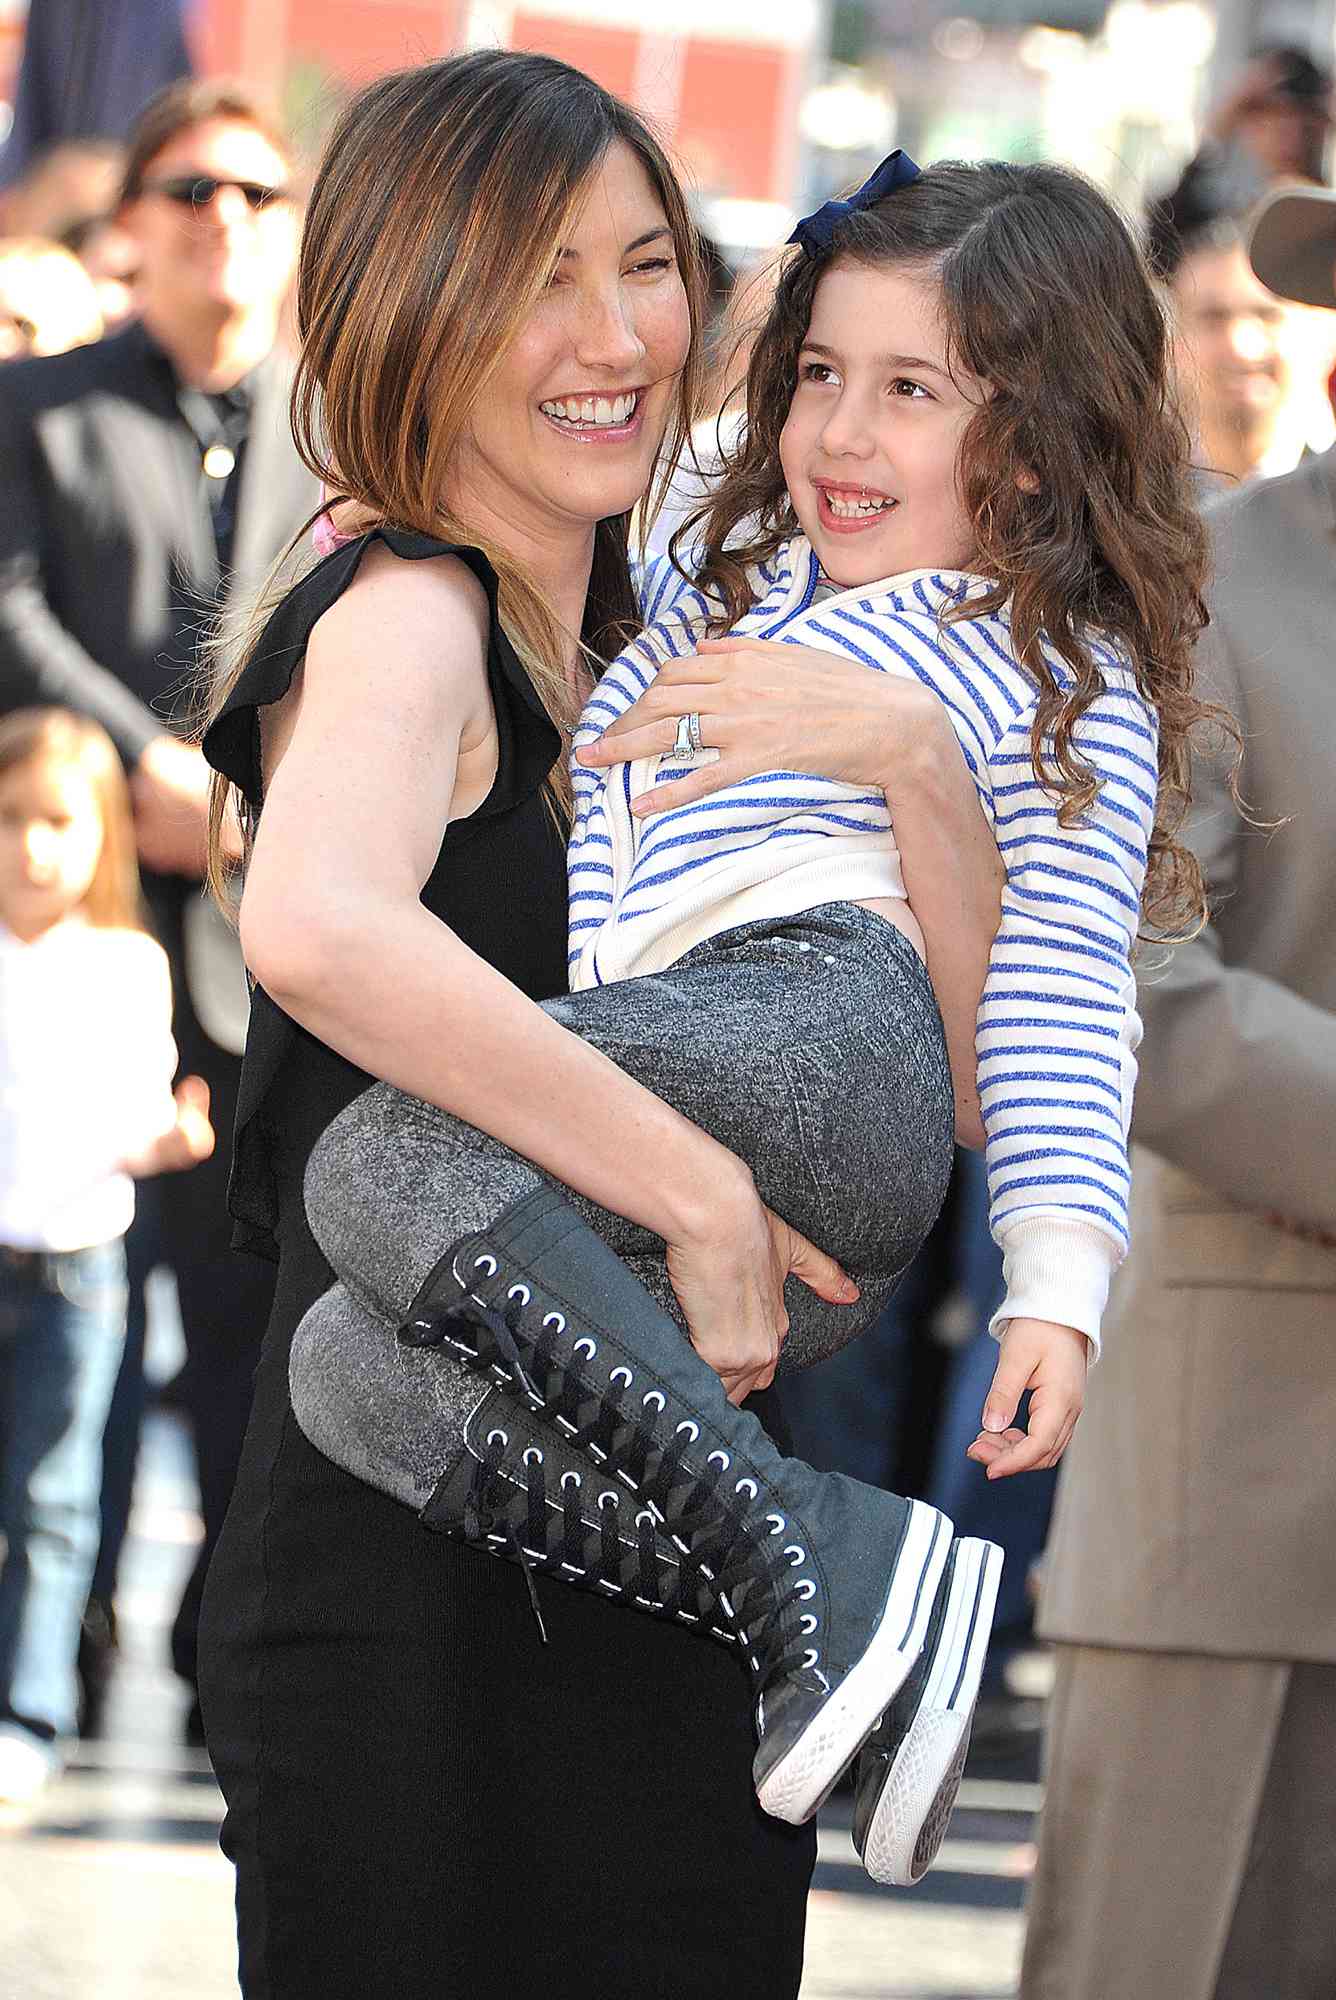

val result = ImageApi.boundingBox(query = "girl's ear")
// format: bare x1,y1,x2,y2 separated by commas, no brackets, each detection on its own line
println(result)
1016,467,1040,494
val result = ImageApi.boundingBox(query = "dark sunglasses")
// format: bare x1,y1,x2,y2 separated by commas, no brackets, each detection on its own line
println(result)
142,174,289,212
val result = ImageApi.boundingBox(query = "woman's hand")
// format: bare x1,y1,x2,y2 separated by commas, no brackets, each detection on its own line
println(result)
577,636,949,813
665,1172,860,1406
965,1318,1089,1480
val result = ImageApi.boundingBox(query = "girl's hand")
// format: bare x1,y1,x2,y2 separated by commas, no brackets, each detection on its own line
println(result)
125,1076,216,1178
965,1317,1089,1480
665,1176,859,1406
577,637,949,814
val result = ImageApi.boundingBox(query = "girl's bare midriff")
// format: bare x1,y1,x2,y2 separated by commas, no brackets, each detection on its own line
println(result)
856,895,927,961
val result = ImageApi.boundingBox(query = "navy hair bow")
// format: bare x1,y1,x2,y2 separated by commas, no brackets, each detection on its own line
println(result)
787,149,921,259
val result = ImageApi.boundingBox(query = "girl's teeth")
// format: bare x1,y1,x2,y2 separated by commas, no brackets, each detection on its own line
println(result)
541,393,638,427
826,492,891,518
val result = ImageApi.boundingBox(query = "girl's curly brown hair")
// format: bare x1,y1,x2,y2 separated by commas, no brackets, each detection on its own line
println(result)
681,159,1231,938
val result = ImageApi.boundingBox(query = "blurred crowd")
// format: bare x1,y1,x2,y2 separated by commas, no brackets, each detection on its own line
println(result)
0,27,1333,2000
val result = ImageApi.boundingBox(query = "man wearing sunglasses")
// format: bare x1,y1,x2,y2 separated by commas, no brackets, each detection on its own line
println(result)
0,77,319,1746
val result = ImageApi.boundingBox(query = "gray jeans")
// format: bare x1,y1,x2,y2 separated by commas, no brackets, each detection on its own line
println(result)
311,903,953,1375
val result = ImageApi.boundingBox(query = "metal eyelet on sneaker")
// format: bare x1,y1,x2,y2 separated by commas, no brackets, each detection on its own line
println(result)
642,1391,665,1411
800,1613,818,1635
795,1579,816,1601
610,1366,633,1387
707,1450,730,1471
507,1283,532,1306
542,1312,566,1333
765,1513,786,1534
597,1491,620,1510
735,1477,758,1499
474,1254,499,1276
486,1429,509,1447
560,1470,582,1490
574,1337,597,1358
676,1421,699,1442
523,1447,544,1465
801,1647,821,1670
784,1545,806,1567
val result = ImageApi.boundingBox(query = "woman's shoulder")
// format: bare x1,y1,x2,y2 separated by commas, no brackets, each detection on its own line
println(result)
306,534,492,670
204,529,519,808
254,529,499,693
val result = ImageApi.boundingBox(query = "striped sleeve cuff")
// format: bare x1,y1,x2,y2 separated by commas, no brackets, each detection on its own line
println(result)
988,1215,1121,1360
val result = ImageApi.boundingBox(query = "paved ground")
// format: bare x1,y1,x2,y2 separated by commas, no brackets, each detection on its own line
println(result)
0,1410,1043,2000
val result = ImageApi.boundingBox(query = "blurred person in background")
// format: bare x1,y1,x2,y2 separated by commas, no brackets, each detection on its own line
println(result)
0,138,126,240
1021,184,1336,2000
0,138,139,336
0,237,102,360
60,211,140,331
0,77,318,1740
1204,45,1332,194
0,709,212,1808
1148,166,1332,486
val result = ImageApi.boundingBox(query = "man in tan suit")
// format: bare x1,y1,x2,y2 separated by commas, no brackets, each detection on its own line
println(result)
1022,187,1336,2000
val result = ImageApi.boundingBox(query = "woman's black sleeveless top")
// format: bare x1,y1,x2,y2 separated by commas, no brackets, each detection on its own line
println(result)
198,532,814,2000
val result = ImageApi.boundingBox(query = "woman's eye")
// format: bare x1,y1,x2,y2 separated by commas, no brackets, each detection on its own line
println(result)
628,256,674,276
800,361,837,384
891,377,930,400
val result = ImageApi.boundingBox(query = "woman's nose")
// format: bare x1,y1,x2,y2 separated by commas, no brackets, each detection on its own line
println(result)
573,287,647,372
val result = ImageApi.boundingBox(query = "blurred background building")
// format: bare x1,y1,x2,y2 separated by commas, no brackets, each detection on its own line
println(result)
3,0,1333,254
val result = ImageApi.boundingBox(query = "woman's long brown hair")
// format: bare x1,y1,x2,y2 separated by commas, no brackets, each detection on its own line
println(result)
203,49,706,904
685,159,1228,938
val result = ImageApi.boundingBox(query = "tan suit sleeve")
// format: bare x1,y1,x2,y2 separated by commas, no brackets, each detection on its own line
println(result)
1130,618,1336,1233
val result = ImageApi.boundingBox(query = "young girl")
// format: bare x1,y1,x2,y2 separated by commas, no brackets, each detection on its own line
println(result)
0,709,213,1807
232,150,1214,1886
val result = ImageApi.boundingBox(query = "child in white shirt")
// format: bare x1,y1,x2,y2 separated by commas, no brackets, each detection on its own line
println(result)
0,708,212,1806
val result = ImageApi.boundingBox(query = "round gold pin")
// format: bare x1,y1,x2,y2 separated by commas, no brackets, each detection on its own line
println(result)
202,443,236,480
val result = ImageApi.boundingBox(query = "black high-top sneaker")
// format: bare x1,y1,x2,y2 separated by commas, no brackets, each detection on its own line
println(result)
290,1285,734,1646
396,1185,955,1826
851,1537,1003,1885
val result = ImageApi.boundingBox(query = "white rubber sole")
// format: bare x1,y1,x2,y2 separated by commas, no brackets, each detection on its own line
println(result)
755,1500,952,1826
859,1537,1003,1886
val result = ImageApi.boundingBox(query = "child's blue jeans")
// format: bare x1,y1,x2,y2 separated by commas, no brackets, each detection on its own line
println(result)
0,1238,128,1743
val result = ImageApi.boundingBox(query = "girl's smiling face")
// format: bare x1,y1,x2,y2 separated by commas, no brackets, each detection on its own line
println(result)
779,260,985,587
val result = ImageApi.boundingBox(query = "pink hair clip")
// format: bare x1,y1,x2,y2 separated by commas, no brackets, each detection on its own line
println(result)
313,483,356,556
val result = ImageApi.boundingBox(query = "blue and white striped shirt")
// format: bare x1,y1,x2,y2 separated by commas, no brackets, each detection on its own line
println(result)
568,538,1157,1349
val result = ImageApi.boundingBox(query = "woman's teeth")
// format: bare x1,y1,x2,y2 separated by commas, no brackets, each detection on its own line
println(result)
540,392,639,428
824,491,892,518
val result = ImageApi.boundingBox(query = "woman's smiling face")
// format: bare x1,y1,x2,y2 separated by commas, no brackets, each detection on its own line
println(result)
779,260,985,587
447,141,692,555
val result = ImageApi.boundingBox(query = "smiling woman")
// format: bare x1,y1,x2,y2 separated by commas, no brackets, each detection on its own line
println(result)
443,143,692,645
193,49,829,2000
